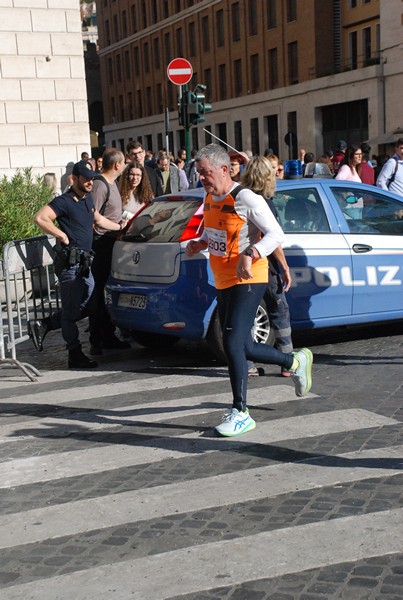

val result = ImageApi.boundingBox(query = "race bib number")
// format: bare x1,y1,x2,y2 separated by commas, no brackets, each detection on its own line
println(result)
205,227,227,256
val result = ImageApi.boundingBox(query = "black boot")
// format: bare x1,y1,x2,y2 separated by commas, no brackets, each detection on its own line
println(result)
27,318,50,352
68,345,98,369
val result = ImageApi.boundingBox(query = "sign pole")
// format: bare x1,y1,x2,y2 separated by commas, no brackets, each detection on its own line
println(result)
167,58,193,161
164,107,170,156
183,84,191,161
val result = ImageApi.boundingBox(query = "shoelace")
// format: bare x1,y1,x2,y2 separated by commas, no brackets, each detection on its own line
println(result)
221,409,249,423
221,410,237,423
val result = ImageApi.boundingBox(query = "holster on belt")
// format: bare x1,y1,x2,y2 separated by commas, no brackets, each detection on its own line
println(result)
53,245,95,278
53,244,69,276
77,250,95,278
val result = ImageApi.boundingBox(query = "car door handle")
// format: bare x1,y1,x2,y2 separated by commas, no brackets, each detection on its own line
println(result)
352,244,372,253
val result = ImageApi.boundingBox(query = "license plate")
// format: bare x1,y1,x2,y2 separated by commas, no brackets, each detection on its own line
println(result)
118,293,147,310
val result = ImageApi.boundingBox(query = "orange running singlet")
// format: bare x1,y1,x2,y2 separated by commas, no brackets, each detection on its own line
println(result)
203,189,268,289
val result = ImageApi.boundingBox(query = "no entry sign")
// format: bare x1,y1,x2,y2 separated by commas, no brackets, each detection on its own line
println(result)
167,58,193,86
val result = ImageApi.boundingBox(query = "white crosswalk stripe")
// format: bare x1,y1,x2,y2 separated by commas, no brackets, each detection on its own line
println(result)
0,407,395,487
2,509,403,600
0,369,401,599
1,370,229,405
0,384,302,443
1,444,402,550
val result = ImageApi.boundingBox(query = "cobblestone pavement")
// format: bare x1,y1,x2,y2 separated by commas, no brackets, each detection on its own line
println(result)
0,321,402,599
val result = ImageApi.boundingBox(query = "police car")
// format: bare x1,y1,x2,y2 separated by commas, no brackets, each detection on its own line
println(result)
105,179,403,360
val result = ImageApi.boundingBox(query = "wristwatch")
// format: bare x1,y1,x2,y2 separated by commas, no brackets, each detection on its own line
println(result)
243,247,255,258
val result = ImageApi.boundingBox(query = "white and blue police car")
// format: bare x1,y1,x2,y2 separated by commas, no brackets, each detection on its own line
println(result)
105,179,403,360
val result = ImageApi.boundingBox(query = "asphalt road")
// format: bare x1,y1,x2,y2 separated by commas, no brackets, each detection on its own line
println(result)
0,320,402,599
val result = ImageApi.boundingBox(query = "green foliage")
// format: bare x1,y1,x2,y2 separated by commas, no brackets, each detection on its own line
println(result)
0,168,53,254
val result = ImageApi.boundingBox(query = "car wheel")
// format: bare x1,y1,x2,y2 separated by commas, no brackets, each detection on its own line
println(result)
206,299,275,363
130,330,180,349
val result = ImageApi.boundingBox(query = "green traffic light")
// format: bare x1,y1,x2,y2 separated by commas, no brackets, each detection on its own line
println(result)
179,84,213,128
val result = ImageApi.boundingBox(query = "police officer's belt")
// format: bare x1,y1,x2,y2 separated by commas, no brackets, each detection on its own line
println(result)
66,247,93,266
53,246,94,277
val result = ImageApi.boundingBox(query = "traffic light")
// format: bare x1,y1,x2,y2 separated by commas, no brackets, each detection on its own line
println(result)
197,85,212,121
188,85,212,125
186,91,199,125
178,85,212,128
178,92,189,128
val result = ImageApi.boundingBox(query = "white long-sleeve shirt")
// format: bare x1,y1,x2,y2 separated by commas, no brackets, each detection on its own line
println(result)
376,154,403,196
200,184,285,257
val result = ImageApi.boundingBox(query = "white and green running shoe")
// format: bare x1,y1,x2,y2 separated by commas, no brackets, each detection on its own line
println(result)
215,408,256,437
291,348,313,397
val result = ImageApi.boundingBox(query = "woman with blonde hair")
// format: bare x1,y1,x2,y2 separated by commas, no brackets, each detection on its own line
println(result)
119,162,154,219
241,155,277,199
241,155,294,378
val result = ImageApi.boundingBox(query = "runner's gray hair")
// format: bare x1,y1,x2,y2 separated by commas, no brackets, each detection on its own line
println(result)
195,144,231,170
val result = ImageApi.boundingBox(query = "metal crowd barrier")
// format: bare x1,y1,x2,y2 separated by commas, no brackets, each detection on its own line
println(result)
0,235,60,381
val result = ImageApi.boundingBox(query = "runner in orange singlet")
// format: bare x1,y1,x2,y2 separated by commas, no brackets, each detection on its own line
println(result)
186,144,313,437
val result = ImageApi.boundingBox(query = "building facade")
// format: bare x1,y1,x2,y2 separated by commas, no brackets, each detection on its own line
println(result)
81,0,105,151
0,1,91,184
97,0,401,159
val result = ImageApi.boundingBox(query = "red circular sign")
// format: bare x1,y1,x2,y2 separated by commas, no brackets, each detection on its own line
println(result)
167,58,193,86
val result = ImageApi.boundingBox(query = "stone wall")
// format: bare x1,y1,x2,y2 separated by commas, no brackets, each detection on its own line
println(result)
0,0,91,189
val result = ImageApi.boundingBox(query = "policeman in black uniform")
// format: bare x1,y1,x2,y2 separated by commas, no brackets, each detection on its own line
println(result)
27,160,125,369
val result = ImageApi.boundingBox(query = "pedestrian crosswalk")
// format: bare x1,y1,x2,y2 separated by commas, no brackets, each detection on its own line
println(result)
0,366,402,599
3,510,403,600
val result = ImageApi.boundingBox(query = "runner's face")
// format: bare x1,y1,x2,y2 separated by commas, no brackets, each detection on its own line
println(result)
196,158,227,194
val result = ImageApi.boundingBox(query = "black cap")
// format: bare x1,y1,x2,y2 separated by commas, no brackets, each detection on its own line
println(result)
72,160,97,178
336,140,347,151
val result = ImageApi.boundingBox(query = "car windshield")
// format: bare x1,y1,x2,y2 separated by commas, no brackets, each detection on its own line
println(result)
121,197,202,243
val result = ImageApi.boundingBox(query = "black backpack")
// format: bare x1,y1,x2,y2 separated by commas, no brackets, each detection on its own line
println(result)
93,175,110,215
386,157,399,189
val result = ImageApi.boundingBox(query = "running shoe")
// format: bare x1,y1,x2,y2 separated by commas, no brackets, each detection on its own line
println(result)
215,408,256,437
291,348,313,397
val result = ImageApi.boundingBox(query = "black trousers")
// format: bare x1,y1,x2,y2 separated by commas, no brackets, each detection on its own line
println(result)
89,235,117,346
